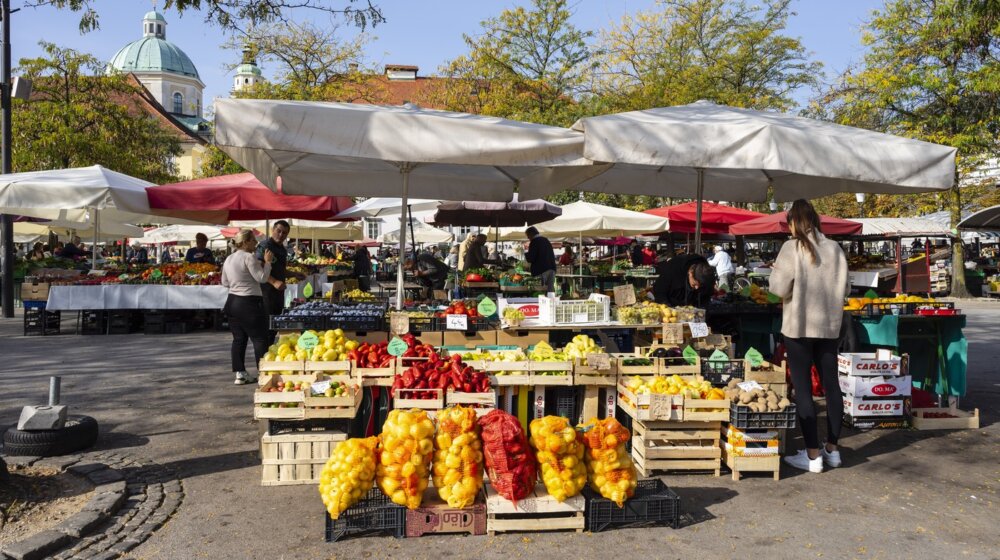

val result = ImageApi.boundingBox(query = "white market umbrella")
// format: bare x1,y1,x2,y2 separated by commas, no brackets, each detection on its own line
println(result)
15,219,143,240
334,197,442,219
215,99,602,308
524,100,957,248
230,219,363,242
379,220,455,245
133,225,225,244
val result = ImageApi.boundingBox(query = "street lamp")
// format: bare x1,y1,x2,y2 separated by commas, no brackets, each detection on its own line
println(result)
855,193,866,219
768,201,777,213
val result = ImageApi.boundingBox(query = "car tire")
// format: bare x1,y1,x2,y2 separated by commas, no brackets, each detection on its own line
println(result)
2,415,99,457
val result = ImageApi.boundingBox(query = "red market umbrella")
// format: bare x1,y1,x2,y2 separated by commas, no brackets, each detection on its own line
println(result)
729,211,862,236
147,173,354,221
645,201,764,234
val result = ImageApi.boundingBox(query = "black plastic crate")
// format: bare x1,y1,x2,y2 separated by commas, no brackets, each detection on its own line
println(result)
24,309,61,336
213,310,229,331
701,359,745,386
77,310,106,335
430,315,493,332
269,418,351,436
325,488,405,543
856,301,954,317
270,315,328,331
729,401,797,429
328,317,386,332
584,479,681,532
164,321,192,334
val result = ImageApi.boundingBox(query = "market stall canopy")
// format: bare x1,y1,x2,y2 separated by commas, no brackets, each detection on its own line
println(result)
481,226,528,242
855,218,953,237
379,220,455,244
729,211,862,236
132,225,225,244
535,201,669,237
14,219,143,240
644,201,764,234
957,205,1000,231
333,197,441,219
425,199,562,227
230,219,363,241
214,99,601,201
921,210,998,242
148,173,354,221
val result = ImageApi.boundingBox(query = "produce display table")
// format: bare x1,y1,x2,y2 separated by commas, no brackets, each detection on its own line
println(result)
46,284,229,311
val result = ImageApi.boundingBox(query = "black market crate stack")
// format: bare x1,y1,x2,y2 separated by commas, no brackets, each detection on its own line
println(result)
23,301,60,336
720,361,792,481
254,358,361,486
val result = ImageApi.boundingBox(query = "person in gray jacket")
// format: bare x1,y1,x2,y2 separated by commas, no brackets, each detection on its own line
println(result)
769,199,850,474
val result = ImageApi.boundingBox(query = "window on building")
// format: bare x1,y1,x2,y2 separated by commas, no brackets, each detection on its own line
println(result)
458,225,474,238
245,78,249,84
172,92,183,114
366,220,380,240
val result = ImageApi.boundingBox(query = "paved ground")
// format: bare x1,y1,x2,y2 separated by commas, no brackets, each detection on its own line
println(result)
1,303,998,560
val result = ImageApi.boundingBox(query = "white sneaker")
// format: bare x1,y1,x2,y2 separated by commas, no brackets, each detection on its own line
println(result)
784,450,823,473
234,372,249,385
821,446,842,468
245,371,259,384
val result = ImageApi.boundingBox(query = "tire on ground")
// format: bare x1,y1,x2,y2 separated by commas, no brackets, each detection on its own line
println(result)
2,415,99,457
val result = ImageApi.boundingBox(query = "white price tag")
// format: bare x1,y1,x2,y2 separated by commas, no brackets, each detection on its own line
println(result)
737,380,763,392
446,314,469,330
687,322,710,338
310,380,331,395
586,353,611,371
613,284,637,307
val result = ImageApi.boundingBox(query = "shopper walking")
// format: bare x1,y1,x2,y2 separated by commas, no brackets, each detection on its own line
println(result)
256,220,290,344
708,245,735,289
525,226,556,293
222,230,274,385
769,199,850,473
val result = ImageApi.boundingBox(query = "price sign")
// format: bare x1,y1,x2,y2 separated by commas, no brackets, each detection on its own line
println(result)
477,297,497,317
310,380,331,395
708,349,729,363
446,314,469,330
387,336,408,357
297,331,319,351
586,353,611,371
737,380,763,392
432,290,448,301
150,269,162,279
745,347,764,368
302,282,314,299
613,284,637,307
389,312,410,335
648,393,673,420
662,323,685,344
682,345,699,365
687,322,710,338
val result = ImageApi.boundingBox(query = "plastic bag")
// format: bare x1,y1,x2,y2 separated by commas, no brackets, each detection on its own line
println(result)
478,410,537,504
377,409,435,509
529,416,587,502
580,417,637,507
432,406,484,508
318,437,379,519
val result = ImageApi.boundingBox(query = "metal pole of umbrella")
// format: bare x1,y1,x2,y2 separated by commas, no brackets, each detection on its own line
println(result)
408,204,416,256
0,0,14,317
395,164,411,310
91,207,100,271
694,168,704,252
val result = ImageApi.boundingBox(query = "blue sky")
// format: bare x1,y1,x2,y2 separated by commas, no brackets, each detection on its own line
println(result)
10,0,884,113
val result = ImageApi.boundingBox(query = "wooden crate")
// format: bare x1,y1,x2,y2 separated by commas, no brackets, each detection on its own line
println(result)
484,483,584,535
304,360,353,377
573,358,617,386
631,419,722,477
613,354,658,376
482,360,531,386
529,361,573,386
354,359,397,387
616,381,683,422
682,398,730,422
405,488,487,537
446,390,496,410
911,407,980,430
721,443,780,481
258,359,306,376
745,361,787,384
393,388,445,410
254,375,309,420
260,430,346,486
303,384,362,419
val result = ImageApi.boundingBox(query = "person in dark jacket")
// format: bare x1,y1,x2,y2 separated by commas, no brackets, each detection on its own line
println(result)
353,245,373,291
653,253,716,307
630,239,644,267
185,233,216,264
525,226,556,293
408,252,448,298
256,220,290,343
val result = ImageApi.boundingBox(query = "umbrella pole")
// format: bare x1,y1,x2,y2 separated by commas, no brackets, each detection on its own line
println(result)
396,165,411,310
579,232,583,277
694,168,704,252
92,207,100,272
408,204,416,255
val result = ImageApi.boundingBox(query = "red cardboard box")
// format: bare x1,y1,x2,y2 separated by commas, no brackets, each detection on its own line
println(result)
404,489,487,537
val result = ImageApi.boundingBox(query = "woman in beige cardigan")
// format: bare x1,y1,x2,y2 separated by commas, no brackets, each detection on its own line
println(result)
769,200,850,473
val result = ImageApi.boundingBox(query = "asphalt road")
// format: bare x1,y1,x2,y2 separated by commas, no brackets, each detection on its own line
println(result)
1,303,997,560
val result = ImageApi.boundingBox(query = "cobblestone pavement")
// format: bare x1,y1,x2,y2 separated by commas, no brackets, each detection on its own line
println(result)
1,303,998,559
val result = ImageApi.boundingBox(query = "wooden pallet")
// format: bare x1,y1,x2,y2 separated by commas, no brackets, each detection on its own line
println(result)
721,443,780,481
484,483,584,535
260,430,346,486
631,419,722,477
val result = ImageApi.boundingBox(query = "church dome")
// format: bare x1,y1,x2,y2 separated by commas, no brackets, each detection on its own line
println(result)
107,11,200,80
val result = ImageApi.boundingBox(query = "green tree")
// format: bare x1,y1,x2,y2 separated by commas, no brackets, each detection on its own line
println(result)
429,0,595,126
198,145,245,178
26,0,384,33
593,0,821,112
12,42,181,183
815,0,999,297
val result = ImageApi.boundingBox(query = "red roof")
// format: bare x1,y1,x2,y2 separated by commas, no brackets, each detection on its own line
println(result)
729,211,863,236
644,202,765,234
148,173,354,220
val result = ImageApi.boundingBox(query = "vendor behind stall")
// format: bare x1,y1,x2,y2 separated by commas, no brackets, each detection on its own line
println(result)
408,252,448,298
185,233,216,264
525,226,556,293
652,253,716,306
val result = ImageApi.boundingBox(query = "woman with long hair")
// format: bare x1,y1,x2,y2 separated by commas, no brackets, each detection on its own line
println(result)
222,230,273,385
769,199,850,473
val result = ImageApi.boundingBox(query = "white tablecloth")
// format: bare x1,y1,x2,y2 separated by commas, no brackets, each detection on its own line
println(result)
46,285,230,311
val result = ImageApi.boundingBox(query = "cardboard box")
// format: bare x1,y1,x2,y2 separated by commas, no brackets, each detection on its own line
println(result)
838,375,912,398
837,351,904,377
842,395,911,417
496,329,548,348
497,297,544,327
441,330,497,349
405,489,486,537
843,415,911,429
20,282,51,301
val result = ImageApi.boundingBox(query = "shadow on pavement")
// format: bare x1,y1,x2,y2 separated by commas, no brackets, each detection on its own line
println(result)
121,449,260,481
674,486,738,528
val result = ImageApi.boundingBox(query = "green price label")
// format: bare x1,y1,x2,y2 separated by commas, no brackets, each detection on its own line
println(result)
682,345,698,365
477,297,497,317
297,331,319,351
303,282,314,298
150,269,162,279
387,336,408,357
708,349,729,363
745,347,764,367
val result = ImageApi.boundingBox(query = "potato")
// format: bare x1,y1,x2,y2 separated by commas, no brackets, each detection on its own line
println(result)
727,378,740,389
739,393,753,405
767,402,779,412
778,397,790,410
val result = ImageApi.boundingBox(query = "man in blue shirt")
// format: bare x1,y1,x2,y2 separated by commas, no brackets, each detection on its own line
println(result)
185,233,216,264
